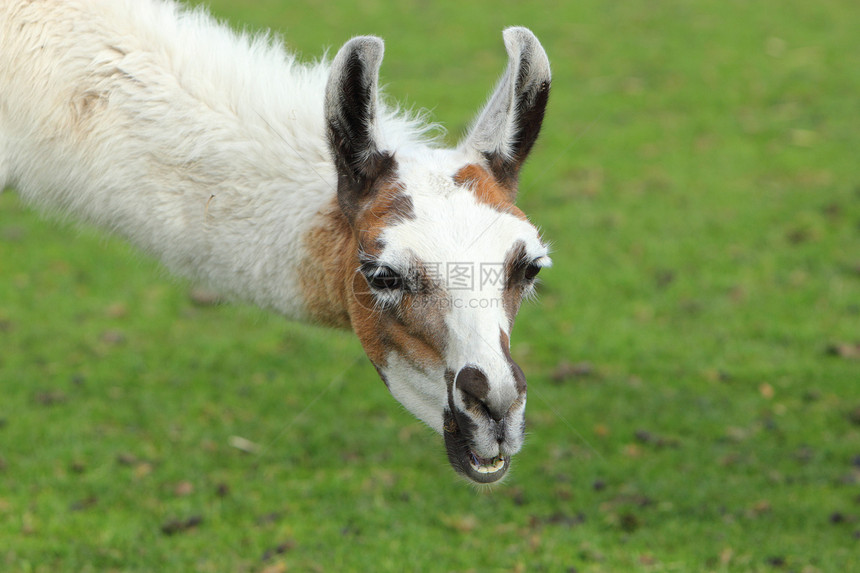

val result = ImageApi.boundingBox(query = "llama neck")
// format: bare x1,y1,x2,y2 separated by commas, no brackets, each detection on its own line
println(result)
1,0,430,325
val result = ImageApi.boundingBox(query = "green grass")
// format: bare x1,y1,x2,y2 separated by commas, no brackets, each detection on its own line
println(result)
2,0,859,571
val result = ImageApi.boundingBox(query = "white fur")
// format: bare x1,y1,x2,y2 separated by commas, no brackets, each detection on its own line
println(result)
0,0,427,319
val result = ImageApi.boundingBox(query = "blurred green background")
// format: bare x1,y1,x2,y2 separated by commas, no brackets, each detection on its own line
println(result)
1,0,858,571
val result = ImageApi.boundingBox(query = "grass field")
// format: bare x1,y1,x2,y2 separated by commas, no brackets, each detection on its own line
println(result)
2,0,859,571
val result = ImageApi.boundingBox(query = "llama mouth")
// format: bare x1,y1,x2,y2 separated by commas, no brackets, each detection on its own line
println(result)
443,409,511,484
468,451,508,475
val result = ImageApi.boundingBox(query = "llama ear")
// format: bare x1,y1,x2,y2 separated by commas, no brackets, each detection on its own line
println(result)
460,27,551,200
325,36,394,225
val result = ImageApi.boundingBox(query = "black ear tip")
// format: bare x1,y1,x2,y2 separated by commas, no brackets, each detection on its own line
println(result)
502,27,538,45
325,34,385,131
336,35,385,68
501,27,551,80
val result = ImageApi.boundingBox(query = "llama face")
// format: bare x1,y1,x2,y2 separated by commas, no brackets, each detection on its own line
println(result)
345,155,550,483
323,28,551,483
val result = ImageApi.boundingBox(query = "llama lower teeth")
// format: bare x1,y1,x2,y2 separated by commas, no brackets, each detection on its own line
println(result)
470,452,505,473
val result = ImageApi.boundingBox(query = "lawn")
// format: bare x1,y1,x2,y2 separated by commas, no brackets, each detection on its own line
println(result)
1,0,859,571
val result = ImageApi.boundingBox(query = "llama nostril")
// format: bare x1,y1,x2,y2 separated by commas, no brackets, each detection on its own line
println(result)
456,366,489,401
455,366,504,421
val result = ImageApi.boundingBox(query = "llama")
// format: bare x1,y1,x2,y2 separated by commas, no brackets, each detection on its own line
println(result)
0,0,551,484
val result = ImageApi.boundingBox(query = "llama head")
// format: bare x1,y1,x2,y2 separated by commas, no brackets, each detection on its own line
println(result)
324,28,551,484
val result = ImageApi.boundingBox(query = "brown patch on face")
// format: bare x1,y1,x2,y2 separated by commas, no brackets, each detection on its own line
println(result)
299,177,411,327
298,197,354,329
349,180,447,370
499,330,527,394
345,269,448,370
300,182,446,372
352,180,414,249
453,164,526,220
387,192,415,222
500,240,529,328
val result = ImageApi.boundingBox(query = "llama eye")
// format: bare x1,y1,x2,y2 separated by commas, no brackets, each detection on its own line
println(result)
524,263,541,281
366,266,404,291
